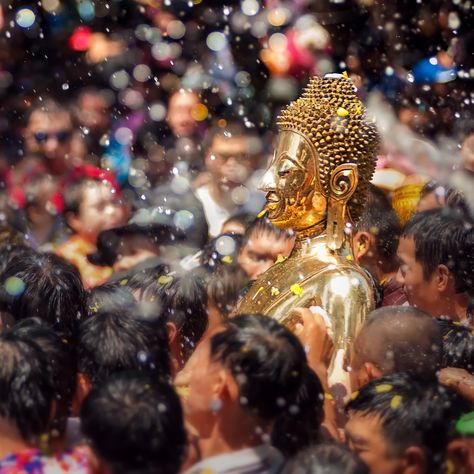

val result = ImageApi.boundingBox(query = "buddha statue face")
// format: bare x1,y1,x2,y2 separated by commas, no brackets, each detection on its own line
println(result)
260,130,327,232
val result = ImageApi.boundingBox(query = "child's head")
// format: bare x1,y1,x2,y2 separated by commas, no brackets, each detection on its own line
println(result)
63,171,127,243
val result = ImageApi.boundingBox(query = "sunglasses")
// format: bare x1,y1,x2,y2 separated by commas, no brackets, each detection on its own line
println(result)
33,130,72,144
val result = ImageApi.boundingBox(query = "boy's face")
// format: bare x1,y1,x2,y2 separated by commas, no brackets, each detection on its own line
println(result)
205,136,254,187
25,110,74,174
396,236,439,316
346,412,407,474
71,181,127,243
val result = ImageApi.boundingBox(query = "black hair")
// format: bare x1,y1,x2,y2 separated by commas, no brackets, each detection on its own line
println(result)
402,208,474,296
81,372,186,474
11,317,76,438
0,251,87,343
281,443,368,474
118,264,170,300
144,269,208,362
210,314,310,423
346,373,469,473
356,185,401,259
241,217,294,250
87,282,137,316
78,304,171,386
0,244,34,276
222,212,256,234
420,180,469,214
200,233,243,268
438,318,474,373
0,330,54,442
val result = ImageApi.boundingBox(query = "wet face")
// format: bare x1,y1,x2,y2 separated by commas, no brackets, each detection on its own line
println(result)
260,130,326,232
68,181,127,243
396,236,439,315
238,230,295,280
205,135,254,187
167,91,199,138
25,110,74,174
346,412,405,474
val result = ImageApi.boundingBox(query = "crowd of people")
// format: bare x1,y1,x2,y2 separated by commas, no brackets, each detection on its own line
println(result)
0,0,474,473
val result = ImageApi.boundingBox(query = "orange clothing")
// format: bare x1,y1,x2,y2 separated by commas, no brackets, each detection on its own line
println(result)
56,235,112,288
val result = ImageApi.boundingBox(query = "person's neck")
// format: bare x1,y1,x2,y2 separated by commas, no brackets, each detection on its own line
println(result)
198,415,267,461
208,181,239,210
361,257,398,285
434,293,470,323
0,419,29,458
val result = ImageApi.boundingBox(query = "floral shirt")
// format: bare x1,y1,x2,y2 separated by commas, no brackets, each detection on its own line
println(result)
56,235,112,288
0,448,91,474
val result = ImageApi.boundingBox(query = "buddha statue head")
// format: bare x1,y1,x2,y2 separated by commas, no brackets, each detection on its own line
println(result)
261,74,379,249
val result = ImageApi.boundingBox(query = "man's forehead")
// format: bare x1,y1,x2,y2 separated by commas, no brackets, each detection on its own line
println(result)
211,135,248,152
28,110,72,128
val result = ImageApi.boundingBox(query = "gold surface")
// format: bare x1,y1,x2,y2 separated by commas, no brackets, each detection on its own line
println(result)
392,184,424,226
235,75,380,370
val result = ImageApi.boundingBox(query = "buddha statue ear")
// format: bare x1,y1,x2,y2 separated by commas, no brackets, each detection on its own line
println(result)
326,163,358,251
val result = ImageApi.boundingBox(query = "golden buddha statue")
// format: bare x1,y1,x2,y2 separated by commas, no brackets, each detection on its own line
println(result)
236,74,380,371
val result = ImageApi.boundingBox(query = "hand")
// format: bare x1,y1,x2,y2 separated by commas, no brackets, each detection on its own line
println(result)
439,367,471,387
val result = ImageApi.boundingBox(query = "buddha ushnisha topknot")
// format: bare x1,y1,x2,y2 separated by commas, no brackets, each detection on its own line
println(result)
277,75,380,221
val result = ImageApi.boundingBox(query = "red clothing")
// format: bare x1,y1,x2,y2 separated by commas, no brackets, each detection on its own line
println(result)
381,277,407,307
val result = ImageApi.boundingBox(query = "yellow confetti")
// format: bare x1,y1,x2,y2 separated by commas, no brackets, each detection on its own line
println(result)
355,105,362,115
158,275,173,285
201,469,214,474
257,209,267,218
271,286,280,296
390,395,403,409
446,459,455,474
337,107,349,117
275,254,287,264
375,383,393,393
119,278,128,286
324,392,333,401
290,283,303,296
351,390,359,400
221,255,233,264
342,70,349,79
346,255,353,261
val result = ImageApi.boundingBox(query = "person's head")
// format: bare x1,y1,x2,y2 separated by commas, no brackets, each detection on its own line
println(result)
24,98,75,174
185,314,309,441
81,372,186,474
0,330,54,445
11,318,76,440
281,443,368,474
351,306,442,390
461,132,474,172
76,88,110,136
24,173,58,229
346,373,466,474
353,185,401,274
220,212,256,235
63,172,127,243
416,180,468,214
144,269,208,368
115,264,170,300
238,218,295,279
438,318,474,372
87,283,136,316
77,305,170,398
166,89,200,138
204,122,257,187
396,208,474,318
0,251,87,343
200,233,243,268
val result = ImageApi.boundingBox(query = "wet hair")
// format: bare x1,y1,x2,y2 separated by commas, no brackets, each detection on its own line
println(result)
81,372,186,474
356,185,401,259
87,282,137,316
222,212,256,234
11,317,76,438
119,264,170,300
438,318,474,373
355,306,442,379
144,269,208,362
0,244,34,276
347,373,468,473
200,233,243,268
210,314,310,423
281,443,368,474
0,330,54,442
0,252,87,343
241,217,294,249
402,208,474,296
78,304,171,386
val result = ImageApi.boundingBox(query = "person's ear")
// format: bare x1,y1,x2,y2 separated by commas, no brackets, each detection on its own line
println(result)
166,322,178,345
72,372,92,415
353,231,373,261
363,361,384,383
436,264,451,292
403,446,427,474
65,212,82,234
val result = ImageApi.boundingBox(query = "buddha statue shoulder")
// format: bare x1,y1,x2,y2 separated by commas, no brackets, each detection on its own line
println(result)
236,74,380,367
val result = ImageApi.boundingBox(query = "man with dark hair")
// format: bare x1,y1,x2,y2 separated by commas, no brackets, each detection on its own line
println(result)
237,218,295,280
353,185,406,306
350,306,442,390
80,372,186,474
77,303,171,401
346,373,468,474
397,207,474,323
0,251,87,343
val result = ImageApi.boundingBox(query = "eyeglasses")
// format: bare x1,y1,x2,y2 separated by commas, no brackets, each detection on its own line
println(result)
33,130,73,144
